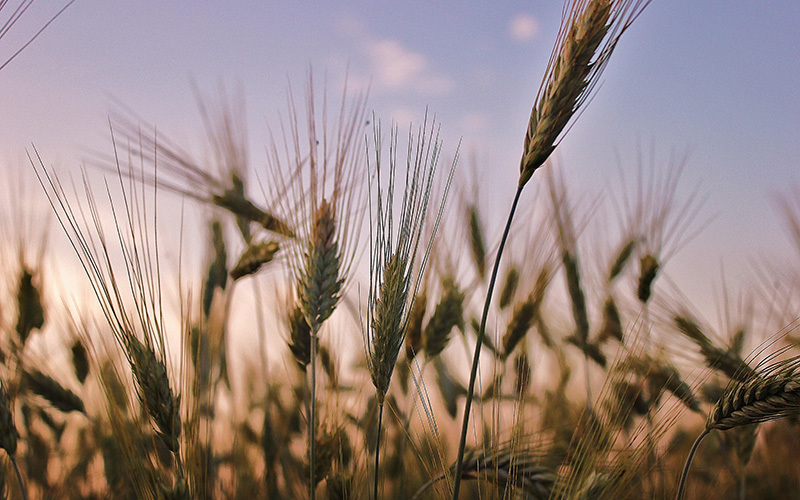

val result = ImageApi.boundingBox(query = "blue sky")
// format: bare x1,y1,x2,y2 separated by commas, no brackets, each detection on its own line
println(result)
1,1,799,319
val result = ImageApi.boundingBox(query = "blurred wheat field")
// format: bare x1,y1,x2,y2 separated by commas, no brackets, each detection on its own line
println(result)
3,1,800,499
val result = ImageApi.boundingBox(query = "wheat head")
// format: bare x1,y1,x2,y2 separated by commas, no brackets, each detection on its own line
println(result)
518,0,649,187
707,356,800,431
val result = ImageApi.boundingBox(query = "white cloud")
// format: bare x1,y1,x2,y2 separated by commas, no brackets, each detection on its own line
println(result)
336,19,454,96
366,39,454,95
369,40,426,87
509,14,539,42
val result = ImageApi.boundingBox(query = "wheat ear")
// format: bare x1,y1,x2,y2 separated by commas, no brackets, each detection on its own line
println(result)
677,354,800,500
518,0,649,188
411,446,557,500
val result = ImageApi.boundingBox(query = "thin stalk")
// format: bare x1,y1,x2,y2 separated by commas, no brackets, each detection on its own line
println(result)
10,455,28,500
451,185,523,500
410,474,444,500
309,325,319,500
676,429,709,500
374,402,385,500
739,467,746,500
395,359,428,500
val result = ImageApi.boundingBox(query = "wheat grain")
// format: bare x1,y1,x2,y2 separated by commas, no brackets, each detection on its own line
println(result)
502,295,538,358
15,265,44,345
608,238,636,282
597,296,623,344
707,357,800,431
285,305,311,372
467,205,487,280
637,253,659,304
70,338,90,384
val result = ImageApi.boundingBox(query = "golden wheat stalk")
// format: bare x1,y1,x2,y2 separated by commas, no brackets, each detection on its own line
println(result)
364,114,457,404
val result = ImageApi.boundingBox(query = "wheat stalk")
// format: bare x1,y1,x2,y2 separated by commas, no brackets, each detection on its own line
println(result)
364,114,457,499
31,136,188,492
452,3,648,496
258,74,369,499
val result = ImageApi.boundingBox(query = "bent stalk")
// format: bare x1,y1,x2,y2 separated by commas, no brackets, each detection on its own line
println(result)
676,429,709,500
451,185,523,499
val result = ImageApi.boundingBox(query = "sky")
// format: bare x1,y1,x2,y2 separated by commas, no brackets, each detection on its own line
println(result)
1,1,799,329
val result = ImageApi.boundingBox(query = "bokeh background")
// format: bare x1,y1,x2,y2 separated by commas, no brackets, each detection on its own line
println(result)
1,0,798,321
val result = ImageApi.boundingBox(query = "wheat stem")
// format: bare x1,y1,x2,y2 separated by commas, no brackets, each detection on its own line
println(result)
452,185,523,500
10,455,28,500
373,402,385,500
675,429,709,500
309,323,319,500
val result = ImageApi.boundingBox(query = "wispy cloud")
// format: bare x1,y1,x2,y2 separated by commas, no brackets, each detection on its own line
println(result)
336,16,454,96
367,39,453,94
509,13,539,42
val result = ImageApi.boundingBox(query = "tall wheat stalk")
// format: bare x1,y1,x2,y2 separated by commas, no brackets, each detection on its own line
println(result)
272,77,367,499
451,1,649,497
363,114,457,499
284,77,365,500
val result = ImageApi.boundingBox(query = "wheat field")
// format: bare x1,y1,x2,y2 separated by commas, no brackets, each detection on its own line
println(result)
2,1,800,499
